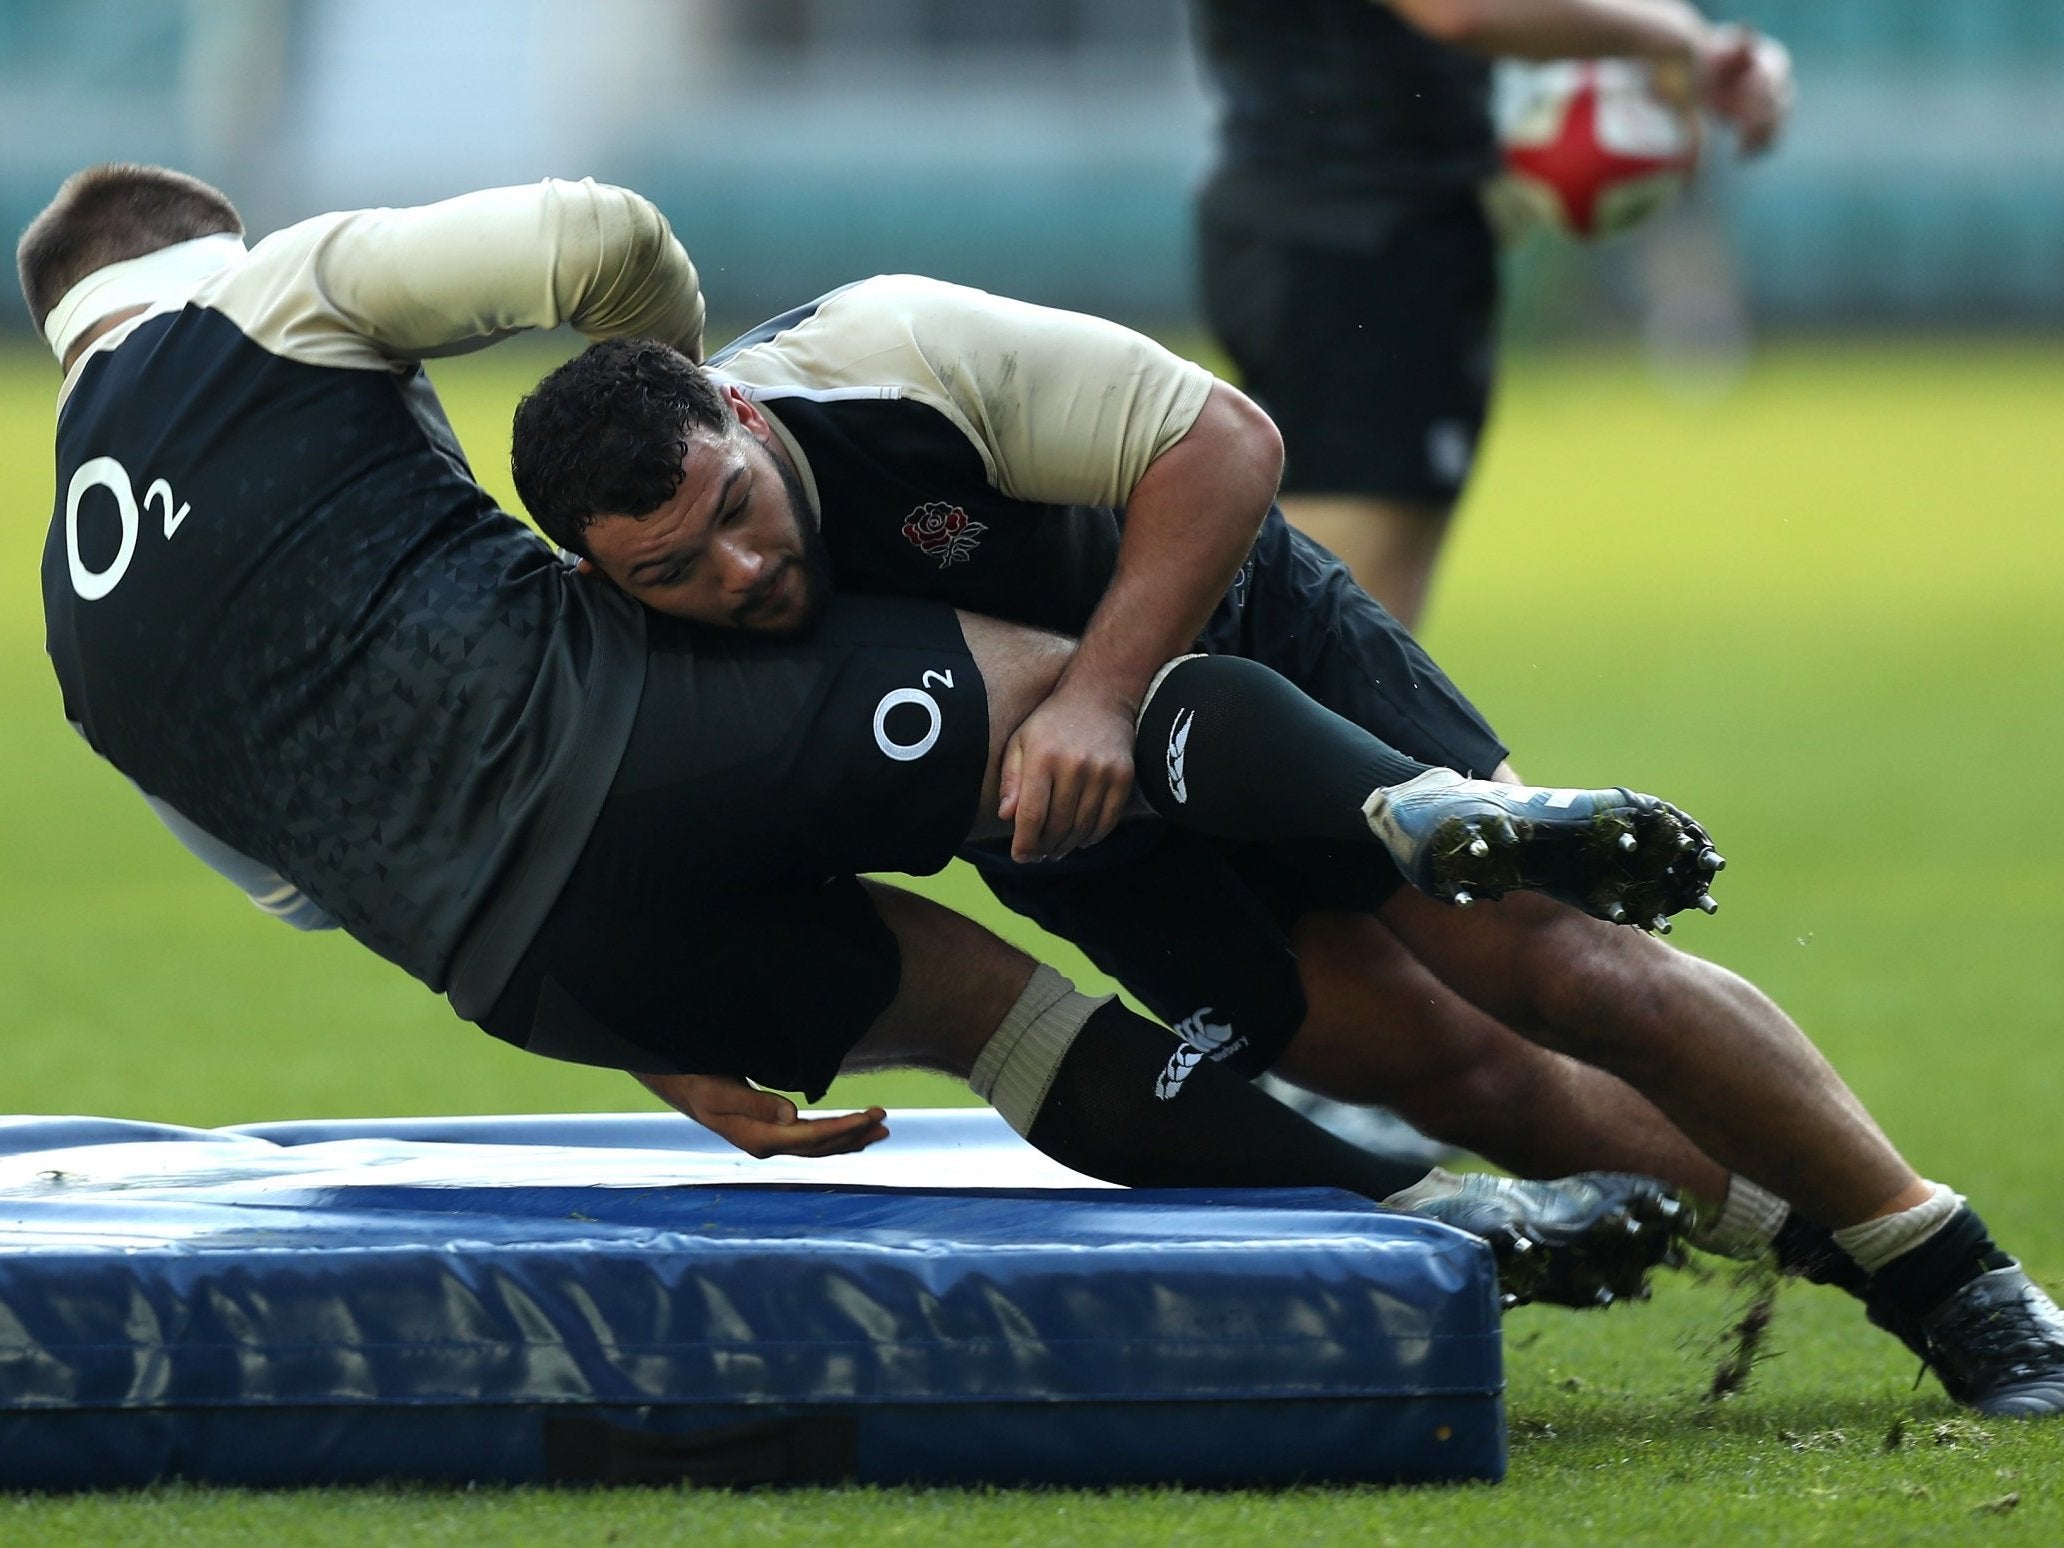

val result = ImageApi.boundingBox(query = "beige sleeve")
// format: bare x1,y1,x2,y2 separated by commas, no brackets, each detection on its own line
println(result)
735,276,1216,508
196,179,705,371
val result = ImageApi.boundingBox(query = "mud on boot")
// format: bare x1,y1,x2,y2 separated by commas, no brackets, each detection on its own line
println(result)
1389,1168,1691,1312
1364,768,1724,931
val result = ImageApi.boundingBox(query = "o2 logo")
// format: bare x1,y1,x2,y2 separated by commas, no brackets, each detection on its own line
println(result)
873,668,954,761
65,455,191,601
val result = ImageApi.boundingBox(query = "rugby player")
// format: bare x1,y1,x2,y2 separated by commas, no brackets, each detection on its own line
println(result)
26,165,1704,1312
512,285,2064,1416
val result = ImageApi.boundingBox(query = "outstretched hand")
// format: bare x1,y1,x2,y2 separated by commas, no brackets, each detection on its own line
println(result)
996,686,1138,863
638,1071,889,1159
1697,27,1793,157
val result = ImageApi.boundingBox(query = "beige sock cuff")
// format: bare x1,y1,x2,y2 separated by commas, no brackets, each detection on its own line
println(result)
1693,1175,1792,1259
1833,1180,1963,1275
967,964,1112,1136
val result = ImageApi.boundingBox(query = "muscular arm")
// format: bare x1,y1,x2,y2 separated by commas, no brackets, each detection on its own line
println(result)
206,178,707,368
1000,382,1282,860
1387,0,1790,153
730,277,1284,859
824,279,1282,860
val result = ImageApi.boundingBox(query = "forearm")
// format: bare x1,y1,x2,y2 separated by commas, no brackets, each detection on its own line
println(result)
1389,0,1712,64
1057,382,1283,716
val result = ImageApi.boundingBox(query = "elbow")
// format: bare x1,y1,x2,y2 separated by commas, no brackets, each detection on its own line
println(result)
606,187,674,283
1222,383,1285,499
1258,406,1286,492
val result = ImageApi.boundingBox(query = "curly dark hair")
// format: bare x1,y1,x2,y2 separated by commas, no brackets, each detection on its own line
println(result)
511,336,730,555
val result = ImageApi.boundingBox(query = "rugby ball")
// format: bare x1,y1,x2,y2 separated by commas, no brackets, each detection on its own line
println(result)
1488,60,1700,241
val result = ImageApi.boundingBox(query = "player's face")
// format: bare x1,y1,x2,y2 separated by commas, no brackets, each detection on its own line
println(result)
580,395,830,637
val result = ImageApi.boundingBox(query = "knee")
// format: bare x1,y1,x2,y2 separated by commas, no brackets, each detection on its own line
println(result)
853,882,1040,1079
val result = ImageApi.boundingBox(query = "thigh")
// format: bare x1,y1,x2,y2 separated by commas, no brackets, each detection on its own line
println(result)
1199,197,1499,503
1375,884,1647,1042
480,594,991,1096
973,831,1310,1078
1211,510,1509,778
1273,909,1517,1092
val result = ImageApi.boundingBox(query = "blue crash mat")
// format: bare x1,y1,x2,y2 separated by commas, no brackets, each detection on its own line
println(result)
0,1109,1504,1488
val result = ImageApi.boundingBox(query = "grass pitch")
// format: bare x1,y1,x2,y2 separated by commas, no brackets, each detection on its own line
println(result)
3,335,2063,1540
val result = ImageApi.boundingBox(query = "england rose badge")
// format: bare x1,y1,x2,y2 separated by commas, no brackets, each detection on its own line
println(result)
901,502,986,567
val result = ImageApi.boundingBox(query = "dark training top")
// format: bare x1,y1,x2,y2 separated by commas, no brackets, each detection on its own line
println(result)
706,275,1487,742
41,181,706,1017
1192,0,1498,242
708,276,1216,642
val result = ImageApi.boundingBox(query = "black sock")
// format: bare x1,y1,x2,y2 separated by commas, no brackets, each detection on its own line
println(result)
1772,1215,1872,1299
1025,1000,1431,1200
1131,654,1433,843
1865,1206,2013,1321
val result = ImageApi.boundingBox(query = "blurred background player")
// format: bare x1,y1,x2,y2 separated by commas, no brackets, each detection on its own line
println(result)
1189,0,1791,627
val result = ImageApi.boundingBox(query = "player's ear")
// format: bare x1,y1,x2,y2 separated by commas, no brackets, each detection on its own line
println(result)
727,384,769,438
575,557,596,576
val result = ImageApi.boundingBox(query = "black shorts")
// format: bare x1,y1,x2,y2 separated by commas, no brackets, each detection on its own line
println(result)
482,595,987,1100
1197,191,1498,503
974,512,1506,1077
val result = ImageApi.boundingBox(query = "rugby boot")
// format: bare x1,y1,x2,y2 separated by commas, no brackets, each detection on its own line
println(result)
1363,767,1725,929
1872,1266,2064,1418
1395,1169,1690,1312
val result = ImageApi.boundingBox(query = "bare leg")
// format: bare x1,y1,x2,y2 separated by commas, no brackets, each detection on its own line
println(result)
1272,909,1730,1200
839,880,1036,1080
1281,493,1453,629
951,611,1730,1204
1377,886,1925,1227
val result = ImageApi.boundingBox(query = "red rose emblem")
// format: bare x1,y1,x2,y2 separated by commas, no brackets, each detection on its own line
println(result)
900,502,987,567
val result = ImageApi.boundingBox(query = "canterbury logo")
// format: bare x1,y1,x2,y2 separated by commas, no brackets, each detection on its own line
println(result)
1173,1006,1236,1054
1155,1045,1205,1102
1155,1006,1244,1101
1165,707,1194,804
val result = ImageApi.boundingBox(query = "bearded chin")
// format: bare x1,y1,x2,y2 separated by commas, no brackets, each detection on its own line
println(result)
750,459,835,639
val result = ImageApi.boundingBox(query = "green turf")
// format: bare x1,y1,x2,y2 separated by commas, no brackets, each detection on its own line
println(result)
4,336,2063,1538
